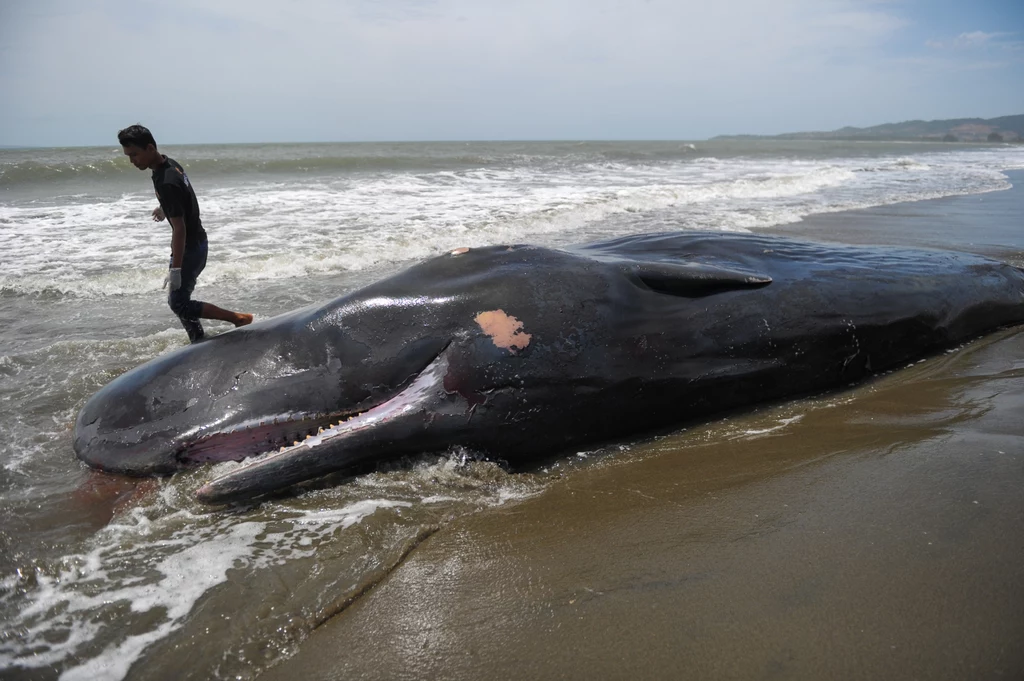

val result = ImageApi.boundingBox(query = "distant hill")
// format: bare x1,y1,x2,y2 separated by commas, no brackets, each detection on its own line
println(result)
714,114,1024,143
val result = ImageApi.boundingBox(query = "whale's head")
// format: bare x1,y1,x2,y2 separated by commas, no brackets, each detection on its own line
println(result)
72,295,451,476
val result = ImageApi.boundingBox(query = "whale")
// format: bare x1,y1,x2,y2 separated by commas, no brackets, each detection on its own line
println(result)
72,232,1024,504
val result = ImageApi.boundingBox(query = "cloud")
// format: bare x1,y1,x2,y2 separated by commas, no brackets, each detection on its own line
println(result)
927,30,1023,51
954,30,999,47
1,0,1022,145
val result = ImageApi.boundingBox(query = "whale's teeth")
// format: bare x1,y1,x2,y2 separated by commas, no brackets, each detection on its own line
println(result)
318,427,324,434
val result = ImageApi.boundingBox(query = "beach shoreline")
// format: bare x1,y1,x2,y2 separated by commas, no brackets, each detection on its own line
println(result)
771,169,1024,261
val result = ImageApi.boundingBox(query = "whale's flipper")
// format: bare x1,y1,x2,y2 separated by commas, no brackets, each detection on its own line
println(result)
626,261,772,297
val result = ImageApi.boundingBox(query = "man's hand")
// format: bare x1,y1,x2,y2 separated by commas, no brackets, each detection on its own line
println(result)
163,268,182,291
152,206,166,222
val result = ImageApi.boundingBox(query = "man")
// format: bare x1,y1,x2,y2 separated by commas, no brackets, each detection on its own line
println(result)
117,125,252,342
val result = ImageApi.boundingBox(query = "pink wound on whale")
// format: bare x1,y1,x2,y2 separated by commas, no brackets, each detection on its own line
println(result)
475,310,532,353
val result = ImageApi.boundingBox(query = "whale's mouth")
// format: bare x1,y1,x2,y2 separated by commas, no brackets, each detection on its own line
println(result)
195,350,452,504
178,347,449,467
179,413,354,464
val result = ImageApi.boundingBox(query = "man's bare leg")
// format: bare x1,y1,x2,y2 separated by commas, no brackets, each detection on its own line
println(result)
200,303,254,327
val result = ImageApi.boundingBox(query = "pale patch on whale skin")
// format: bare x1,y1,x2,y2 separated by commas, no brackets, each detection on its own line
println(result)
475,309,532,353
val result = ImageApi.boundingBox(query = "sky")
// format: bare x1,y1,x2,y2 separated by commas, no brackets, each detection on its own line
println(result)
1,0,1022,146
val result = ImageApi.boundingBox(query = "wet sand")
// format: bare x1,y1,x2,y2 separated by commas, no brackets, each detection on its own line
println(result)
263,177,1024,681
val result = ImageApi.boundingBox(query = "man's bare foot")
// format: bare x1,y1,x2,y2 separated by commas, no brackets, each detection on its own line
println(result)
234,313,254,327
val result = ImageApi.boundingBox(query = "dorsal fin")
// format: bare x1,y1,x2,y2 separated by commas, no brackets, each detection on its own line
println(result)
626,261,772,297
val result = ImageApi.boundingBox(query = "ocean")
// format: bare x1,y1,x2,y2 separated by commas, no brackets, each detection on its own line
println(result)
1,139,1023,680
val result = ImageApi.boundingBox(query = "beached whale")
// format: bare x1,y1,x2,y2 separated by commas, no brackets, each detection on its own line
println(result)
73,232,1024,504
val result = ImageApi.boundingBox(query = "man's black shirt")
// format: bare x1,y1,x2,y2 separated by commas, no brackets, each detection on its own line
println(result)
152,156,207,249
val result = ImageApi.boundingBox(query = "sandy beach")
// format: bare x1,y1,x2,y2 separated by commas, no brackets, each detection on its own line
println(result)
260,175,1024,681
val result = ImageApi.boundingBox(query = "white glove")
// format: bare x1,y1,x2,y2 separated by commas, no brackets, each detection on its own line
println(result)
163,268,182,291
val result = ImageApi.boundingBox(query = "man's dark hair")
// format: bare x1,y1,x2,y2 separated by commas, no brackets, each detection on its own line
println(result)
117,124,157,149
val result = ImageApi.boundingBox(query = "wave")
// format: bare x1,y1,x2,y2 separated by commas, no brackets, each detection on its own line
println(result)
1,146,1021,300
0,144,574,187
0,165,858,298
0,154,508,186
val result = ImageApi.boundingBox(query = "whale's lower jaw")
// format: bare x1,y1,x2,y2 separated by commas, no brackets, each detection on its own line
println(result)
196,351,453,505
